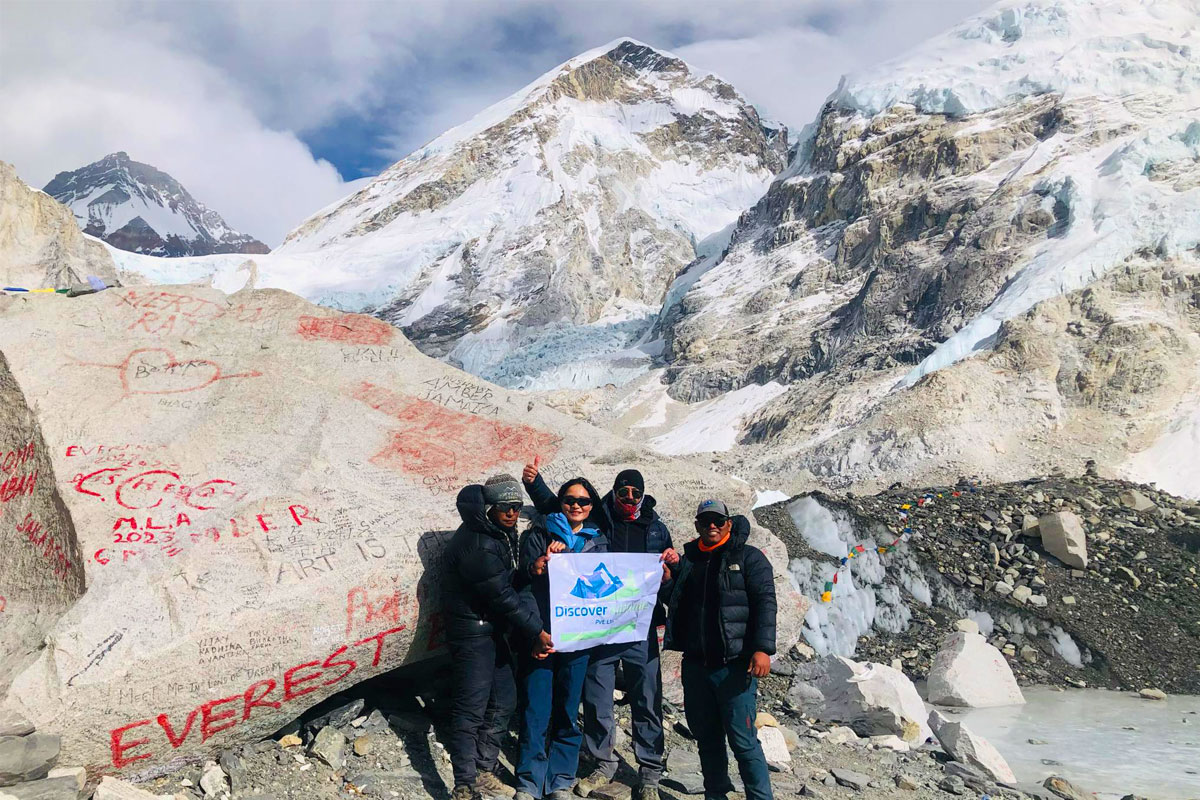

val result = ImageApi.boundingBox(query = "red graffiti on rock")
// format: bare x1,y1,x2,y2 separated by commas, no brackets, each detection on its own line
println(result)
75,348,261,396
297,314,394,346
118,290,265,337
0,441,37,505
107,626,406,769
348,382,560,478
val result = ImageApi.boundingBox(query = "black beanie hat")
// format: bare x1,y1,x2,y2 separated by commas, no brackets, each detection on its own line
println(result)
614,469,644,494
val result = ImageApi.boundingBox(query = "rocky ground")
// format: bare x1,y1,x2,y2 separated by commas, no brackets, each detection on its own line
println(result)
753,472,1200,695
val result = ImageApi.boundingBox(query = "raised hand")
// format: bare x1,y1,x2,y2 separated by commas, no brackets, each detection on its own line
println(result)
522,454,541,484
547,540,567,554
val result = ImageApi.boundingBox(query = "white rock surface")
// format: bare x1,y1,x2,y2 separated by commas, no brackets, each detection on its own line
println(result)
92,776,181,799
756,725,790,765
799,656,932,743
0,280,807,777
1038,511,1089,569
928,632,1025,708
928,709,1017,784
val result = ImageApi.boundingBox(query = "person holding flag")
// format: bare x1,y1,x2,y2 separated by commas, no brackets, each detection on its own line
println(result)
521,460,677,800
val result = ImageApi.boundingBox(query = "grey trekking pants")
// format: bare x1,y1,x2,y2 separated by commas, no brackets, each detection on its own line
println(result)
581,632,664,785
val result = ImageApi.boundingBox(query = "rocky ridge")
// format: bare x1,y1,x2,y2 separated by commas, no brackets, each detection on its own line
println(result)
755,473,1200,695
44,153,269,258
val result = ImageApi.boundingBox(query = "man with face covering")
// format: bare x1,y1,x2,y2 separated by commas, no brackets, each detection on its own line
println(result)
522,463,678,800
443,474,555,800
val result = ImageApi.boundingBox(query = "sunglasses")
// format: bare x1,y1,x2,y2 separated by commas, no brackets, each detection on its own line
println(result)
493,502,522,513
695,514,729,529
562,496,593,508
616,486,643,499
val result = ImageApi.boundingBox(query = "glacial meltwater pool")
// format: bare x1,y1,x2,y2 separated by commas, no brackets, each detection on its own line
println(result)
946,687,1200,799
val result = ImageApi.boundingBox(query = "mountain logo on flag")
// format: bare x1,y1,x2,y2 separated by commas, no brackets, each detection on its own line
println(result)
570,563,623,599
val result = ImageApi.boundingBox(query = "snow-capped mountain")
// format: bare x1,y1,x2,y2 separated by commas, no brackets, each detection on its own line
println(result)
607,0,1200,497
273,39,787,388
43,152,269,257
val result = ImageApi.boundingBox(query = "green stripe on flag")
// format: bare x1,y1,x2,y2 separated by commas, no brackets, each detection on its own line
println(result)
559,623,637,642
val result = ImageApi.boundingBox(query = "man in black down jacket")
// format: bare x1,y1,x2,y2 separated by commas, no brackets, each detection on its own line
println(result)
521,464,676,800
443,475,555,800
663,500,776,800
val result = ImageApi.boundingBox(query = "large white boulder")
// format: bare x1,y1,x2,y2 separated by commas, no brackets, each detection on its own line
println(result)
796,656,932,743
928,710,1016,784
0,282,808,781
927,632,1025,708
1037,511,1088,569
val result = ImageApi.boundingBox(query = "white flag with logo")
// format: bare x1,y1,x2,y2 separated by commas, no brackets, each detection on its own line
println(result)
548,552,663,652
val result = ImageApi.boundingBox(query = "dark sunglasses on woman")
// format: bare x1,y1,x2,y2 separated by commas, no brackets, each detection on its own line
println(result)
493,502,522,513
562,496,593,507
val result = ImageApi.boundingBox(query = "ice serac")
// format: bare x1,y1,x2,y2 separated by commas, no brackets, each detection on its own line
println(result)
0,161,119,290
927,632,1025,708
271,39,787,390
43,153,269,258
636,0,1200,497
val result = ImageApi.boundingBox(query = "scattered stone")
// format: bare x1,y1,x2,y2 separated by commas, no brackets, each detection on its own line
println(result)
928,710,1017,783
927,632,1025,708
794,656,931,742
663,747,704,795
91,776,179,799
994,581,1014,596
199,763,227,797
1027,738,1049,745
824,726,860,745
792,642,816,660
1020,645,1039,663
1119,490,1155,512
1138,688,1167,700
1062,595,1076,605
1114,566,1141,589
1012,585,1033,604
44,766,85,792
278,734,302,749
799,785,825,798
1039,512,1088,568
0,734,60,786
754,712,779,729
1044,775,1092,800
0,714,34,739
1029,594,1048,607
0,775,87,799
308,727,346,770
953,619,979,634
895,774,919,791
938,775,967,795
756,726,790,765
867,735,909,752
353,735,371,757
305,698,365,735
831,768,871,791
1021,515,1040,535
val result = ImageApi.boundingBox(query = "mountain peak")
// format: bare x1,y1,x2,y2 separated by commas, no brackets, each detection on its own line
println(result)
44,154,269,258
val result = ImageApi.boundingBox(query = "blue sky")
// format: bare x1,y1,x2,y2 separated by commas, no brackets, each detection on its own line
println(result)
1,0,991,245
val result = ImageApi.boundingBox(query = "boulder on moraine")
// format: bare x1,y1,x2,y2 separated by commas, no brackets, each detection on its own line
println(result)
0,284,807,781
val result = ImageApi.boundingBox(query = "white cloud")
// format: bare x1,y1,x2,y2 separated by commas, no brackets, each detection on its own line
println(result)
0,0,993,247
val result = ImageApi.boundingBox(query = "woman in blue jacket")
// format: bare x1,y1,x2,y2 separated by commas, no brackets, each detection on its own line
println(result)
514,477,608,800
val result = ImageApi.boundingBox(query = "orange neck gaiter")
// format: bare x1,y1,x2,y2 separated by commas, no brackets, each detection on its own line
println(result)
697,531,730,552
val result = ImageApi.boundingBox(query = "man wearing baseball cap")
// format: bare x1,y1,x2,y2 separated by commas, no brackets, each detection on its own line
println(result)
662,499,777,800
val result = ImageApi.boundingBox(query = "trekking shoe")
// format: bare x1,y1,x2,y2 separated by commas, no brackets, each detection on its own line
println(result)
475,771,516,799
637,786,660,800
451,785,481,800
575,770,610,798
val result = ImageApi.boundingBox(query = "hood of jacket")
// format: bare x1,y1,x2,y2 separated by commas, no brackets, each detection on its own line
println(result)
456,483,515,540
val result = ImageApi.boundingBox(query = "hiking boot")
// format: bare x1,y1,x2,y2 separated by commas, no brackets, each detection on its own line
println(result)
451,785,481,800
637,786,660,800
475,771,516,799
575,770,610,798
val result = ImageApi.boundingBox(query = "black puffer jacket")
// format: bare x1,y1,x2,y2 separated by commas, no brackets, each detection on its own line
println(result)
663,515,777,663
442,484,543,643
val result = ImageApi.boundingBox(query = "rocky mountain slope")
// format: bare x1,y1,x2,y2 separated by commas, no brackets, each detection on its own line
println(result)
44,152,269,257
0,161,120,291
603,0,1200,499
215,39,785,390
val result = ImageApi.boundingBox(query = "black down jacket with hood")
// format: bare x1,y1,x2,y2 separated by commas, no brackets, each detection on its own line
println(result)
662,514,777,663
442,483,543,643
